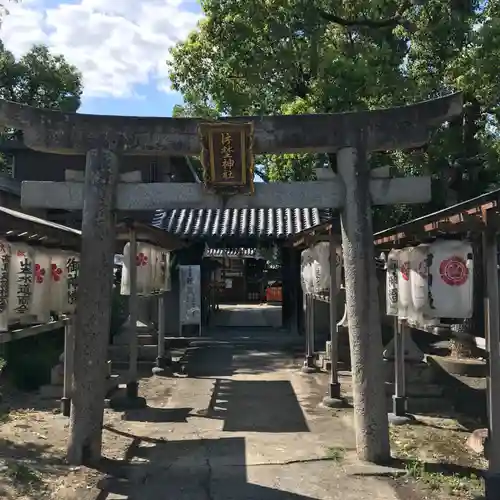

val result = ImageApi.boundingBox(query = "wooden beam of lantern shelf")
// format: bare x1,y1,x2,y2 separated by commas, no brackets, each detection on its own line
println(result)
198,122,254,196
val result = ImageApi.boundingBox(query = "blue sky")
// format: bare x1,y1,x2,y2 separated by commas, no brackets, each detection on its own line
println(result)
79,86,184,117
1,0,202,117
1,0,265,180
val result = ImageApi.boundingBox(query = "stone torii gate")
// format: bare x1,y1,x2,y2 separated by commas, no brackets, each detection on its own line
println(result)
0,93,462,466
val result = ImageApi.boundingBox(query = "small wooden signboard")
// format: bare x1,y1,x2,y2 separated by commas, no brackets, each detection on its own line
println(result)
198,122,254,195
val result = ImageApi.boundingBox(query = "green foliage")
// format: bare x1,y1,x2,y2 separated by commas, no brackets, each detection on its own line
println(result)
168,0,500,227
0,42,82,111
0,40,82,173
4,328,64,391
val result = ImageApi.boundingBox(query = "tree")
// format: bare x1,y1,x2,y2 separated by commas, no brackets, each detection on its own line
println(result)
0,0,17,25
169,0,500,358
0,43,82,112
168,1,493,212
0,42,82,173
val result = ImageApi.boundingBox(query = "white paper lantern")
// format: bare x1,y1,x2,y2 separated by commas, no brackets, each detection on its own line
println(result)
120,242,131,296
300,249,315,294
386,249,399,316
397,247,412,319
64,252,80,314
410,244,431,313
120,242,154,296
136,242,153,295
151,246,164,292
0,240,11,331
312,242,330,294
31,248,52,323
428,240,473,319
49,250,70,313
8,243,35,321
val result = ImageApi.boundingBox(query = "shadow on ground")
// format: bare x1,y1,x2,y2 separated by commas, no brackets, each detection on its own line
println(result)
95,433,320,499
182,345,301,378
196,378,310,433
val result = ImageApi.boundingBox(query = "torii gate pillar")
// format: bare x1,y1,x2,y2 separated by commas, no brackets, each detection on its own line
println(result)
337,146,389,462
0,93,463,466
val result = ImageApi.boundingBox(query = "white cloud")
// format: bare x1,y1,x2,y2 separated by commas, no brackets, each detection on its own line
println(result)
0,0,202,98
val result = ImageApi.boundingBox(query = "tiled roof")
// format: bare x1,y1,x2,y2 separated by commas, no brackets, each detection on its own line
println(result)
203,247,257,258
152,208,331,240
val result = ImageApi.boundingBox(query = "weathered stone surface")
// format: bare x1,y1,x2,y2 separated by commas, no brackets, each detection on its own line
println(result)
67,148,119,465
467,428,489,456
21,176,431,211
338,145,390,463
0,94,462,155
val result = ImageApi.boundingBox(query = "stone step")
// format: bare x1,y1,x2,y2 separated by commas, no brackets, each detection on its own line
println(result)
109,345,186,363
108,344,158,361
40,374,122,400
384,381,445,398
138,334,156,345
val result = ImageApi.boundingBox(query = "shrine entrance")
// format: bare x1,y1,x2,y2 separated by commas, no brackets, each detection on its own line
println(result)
204,245,283,330
3,93,463,467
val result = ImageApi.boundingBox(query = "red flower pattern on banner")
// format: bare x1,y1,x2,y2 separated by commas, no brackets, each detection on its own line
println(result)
51,263,63,281
35,264,46,284
136,252,148,267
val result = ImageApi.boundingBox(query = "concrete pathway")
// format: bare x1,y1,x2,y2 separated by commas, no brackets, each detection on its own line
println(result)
100,345,404,500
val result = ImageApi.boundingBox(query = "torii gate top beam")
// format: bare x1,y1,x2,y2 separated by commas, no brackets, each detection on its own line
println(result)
0,94,462,156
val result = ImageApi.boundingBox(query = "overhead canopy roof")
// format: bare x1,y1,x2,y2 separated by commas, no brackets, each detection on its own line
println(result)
152,208,332,242
0,206,81,250
374,188,500,249
0,207,185,252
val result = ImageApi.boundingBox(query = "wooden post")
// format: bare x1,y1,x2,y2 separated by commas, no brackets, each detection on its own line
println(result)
67,148,118,465
483,227,500,498
60,315,75,417
337,146,390,464
323,232,343,407
127,228,139,398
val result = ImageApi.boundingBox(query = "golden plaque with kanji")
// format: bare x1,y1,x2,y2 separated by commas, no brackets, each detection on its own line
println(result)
198,122,254,195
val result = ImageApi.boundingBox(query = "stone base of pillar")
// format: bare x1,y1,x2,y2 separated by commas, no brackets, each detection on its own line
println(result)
322,382,344,407
152,357,173,377
322,396,345,408
388,396,414,425
60,397,71,417
301,356,318,373
126,381,139,399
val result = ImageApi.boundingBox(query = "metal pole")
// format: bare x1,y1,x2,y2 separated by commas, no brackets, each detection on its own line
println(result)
302,293,317,373
152,292,172,376
388,318,412,424
126,229,139,399
323,235,343,406
61,315,75,417
483,228,500,499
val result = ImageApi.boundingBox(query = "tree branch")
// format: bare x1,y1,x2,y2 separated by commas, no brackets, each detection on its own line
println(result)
318,1,413,29
255,168,269,183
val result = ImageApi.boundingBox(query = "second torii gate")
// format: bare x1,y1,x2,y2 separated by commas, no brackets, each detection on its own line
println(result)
0,93,463,466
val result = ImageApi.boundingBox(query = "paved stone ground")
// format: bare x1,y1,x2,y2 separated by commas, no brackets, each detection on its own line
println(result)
99,344,405,500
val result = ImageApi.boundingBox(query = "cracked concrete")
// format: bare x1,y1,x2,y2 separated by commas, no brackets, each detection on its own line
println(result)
98,344,405,500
